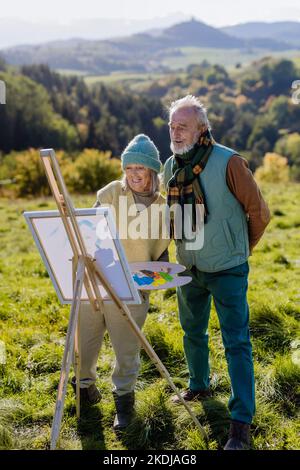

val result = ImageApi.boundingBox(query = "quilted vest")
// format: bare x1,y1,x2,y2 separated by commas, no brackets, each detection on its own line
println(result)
163,143,249,272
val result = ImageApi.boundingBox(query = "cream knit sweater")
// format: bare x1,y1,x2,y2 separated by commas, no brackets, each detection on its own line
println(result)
95,181,170,263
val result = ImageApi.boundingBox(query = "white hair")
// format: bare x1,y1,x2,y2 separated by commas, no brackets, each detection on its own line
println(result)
169,95,211,130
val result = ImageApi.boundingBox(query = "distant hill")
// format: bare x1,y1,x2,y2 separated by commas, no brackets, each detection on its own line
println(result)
0,13,190,49
0,19,296,74
222,21,300,48
154,19,242,48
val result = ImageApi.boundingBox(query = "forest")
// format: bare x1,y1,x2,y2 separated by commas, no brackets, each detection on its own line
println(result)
0,56,300,195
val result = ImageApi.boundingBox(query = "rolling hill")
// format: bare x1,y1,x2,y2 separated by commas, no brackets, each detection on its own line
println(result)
0,19,297,74
222,21,300,48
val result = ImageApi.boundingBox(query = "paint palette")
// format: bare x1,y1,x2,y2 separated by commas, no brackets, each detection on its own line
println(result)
129,262,191,291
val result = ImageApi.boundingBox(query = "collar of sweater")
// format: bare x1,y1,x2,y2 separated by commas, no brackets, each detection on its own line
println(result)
131,188,154,197
121,185,161,212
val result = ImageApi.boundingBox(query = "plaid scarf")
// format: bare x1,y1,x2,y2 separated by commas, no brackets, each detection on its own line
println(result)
167,129,214,239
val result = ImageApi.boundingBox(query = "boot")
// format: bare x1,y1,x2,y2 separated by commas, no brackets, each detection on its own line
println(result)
71,376,101,405
224,420,251,450
113,391,135,431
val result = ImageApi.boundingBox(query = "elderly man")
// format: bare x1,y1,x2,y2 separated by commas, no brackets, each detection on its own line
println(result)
163,95,271,450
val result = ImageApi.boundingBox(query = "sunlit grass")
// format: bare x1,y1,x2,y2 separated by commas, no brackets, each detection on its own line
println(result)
0,182,299,449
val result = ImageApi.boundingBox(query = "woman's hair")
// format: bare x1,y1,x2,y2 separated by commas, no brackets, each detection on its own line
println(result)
121,169,161,194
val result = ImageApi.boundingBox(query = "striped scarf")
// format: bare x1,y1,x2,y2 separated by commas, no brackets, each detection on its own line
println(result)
167,129,214,239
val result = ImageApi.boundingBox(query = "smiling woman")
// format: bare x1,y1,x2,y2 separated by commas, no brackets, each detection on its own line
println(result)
74,133,170,433
121,134,162,194
125,165,152,193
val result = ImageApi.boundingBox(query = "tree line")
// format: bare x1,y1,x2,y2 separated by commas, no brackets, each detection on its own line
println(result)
0,57,300,189
0,62,170,158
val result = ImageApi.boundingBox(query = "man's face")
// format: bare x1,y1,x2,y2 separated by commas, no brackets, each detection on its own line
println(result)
169,107,202,155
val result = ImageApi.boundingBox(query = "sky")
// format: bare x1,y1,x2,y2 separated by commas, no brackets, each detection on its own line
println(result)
0,0,300,26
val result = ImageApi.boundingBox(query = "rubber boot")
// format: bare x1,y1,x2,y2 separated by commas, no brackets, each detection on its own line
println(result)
71,376,101,405
113,391,135,431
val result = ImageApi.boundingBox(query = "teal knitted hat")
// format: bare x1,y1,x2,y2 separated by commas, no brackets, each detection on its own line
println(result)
121,134,161,173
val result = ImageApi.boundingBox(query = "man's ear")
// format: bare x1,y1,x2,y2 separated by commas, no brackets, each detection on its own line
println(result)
197,126,207,143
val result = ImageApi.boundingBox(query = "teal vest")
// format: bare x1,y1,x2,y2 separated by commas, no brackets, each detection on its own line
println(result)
163,143,250,273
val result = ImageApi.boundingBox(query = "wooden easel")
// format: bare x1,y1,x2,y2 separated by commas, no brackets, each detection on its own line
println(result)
40,148,208,450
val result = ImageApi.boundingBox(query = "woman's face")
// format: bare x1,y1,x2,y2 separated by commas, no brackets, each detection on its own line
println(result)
125,165,152,193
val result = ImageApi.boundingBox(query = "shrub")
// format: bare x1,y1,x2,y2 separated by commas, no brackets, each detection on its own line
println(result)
275,133,300,181
2,148,70,197
63,149,121,193
254,152,289,183
1,148,121,196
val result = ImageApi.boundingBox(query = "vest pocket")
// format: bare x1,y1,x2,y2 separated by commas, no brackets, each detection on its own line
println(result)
222,219,235,252
176,240,193,269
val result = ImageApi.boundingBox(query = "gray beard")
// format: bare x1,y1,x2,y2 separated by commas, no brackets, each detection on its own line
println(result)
170,141,196,155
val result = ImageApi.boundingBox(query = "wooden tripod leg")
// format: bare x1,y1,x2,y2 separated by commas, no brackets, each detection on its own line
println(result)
72,257,81,419
74,313,81,418
92,264,208,443
50,257,85,450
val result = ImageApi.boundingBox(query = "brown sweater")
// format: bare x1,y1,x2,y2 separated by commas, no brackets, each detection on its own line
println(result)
226,155,271,252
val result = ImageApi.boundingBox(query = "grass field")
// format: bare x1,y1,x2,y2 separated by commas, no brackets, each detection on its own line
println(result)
55,48,300,88
0,182,299,450
84,72,165,86
161,47,300,72
82,71,187,89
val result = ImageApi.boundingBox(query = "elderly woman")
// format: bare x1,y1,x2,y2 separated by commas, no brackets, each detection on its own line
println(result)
73,134,170,431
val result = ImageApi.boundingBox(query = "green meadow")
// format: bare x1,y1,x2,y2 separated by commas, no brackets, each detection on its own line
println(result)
161,47,300,72
69,48,300,87
0,182,299,450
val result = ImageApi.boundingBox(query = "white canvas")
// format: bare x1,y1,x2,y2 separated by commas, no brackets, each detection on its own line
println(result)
24,207,141,305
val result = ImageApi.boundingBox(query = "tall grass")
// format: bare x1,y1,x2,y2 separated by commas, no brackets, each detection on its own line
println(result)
0,183,299,449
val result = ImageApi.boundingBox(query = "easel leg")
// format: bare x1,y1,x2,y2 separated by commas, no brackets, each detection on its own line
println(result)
74,316,81,419
72,257,81,419
50,257,85,450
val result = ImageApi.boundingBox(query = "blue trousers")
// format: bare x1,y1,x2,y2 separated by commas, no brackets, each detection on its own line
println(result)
177,262,255,424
